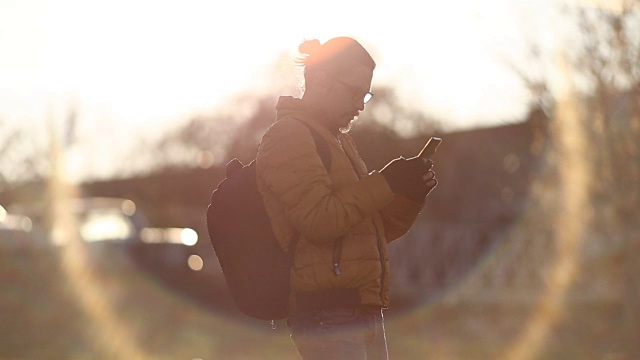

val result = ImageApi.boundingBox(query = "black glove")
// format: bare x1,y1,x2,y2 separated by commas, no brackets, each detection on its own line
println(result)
380,156,437,201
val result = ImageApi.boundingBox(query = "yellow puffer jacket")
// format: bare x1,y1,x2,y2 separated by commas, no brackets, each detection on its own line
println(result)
256,96,423,309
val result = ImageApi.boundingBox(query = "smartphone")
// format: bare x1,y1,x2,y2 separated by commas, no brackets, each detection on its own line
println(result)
417,137,442,158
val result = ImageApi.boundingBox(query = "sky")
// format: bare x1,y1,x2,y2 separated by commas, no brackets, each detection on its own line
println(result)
0,0,562,180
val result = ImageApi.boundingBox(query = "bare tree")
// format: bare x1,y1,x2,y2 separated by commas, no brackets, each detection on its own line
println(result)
565,1,640,228
479,2,640,354
507,0,640,228
143,82,441,175
567,3,640,343
0,120,49,193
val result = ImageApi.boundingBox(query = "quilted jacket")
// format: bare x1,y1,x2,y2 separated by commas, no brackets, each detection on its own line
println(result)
256,96,423,308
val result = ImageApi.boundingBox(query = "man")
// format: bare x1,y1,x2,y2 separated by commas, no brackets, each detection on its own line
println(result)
256,37,437,360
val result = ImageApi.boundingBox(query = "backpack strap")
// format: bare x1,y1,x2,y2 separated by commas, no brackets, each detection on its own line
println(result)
287,120,333,258
298,120,332,171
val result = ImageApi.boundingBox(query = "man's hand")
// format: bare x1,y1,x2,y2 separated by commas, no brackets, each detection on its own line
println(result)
380,156,438,202
421,158,438,197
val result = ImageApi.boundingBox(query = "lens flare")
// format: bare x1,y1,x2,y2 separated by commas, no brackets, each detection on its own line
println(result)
48,121,146,359
181,228,198,246
401,46,597,360
500,52,591,360
188,255,204,271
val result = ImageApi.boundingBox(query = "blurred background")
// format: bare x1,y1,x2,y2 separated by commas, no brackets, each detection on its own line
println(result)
1,0,639,359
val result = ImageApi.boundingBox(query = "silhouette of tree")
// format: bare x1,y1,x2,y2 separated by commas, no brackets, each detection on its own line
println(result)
566,3,640,228
567,5,640,338
508,2,640,225
479,3,640,346
223,96,278,165
147,84,441,173
0,120,48,192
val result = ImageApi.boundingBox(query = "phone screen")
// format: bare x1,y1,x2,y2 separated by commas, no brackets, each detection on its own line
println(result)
418,137,442,158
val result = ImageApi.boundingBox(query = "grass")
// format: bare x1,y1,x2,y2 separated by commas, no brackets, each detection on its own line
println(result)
386,301,634,360
1,243,638,360
0,246,297,360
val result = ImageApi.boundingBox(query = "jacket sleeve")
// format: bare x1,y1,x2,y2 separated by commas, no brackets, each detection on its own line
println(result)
379,195,424,243
257,120,394,243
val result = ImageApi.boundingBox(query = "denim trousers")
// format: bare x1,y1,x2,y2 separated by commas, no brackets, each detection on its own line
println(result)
288,307,389,360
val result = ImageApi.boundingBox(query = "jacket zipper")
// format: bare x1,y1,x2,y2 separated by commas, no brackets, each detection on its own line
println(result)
334,137,384,300
332,237,343,276
373,222,386,304
331,222,385,303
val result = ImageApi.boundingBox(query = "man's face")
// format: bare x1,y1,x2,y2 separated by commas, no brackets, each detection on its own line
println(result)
324,65,373,129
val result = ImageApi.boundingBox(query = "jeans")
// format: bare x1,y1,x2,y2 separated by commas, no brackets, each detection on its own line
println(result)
288,307,389,360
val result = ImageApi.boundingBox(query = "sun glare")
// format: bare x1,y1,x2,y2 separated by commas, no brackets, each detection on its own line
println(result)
0,0,543,146
501,51,591,360
47,119,146,358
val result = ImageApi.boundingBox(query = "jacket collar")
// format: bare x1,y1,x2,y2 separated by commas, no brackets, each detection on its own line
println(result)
275,96,338,135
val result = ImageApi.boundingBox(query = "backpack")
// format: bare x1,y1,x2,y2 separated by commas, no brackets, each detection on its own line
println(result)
206,122,331,320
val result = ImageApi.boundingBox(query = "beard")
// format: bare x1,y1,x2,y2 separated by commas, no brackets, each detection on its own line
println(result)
339,114,360,134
